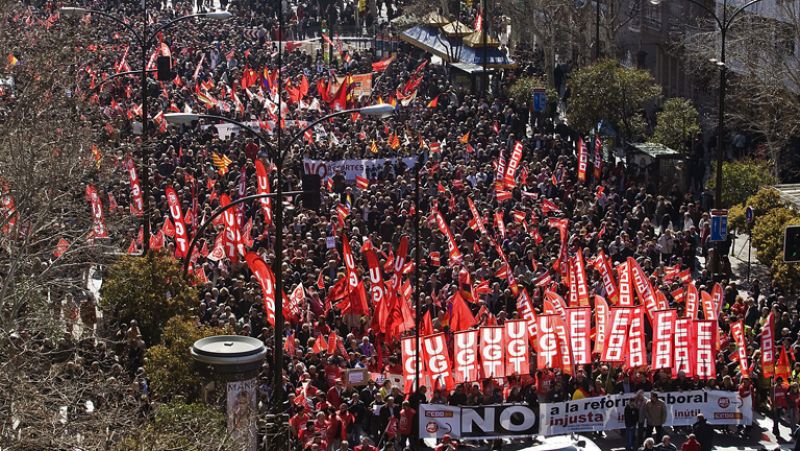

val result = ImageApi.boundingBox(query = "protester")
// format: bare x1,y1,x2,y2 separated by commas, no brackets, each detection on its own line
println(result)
644,393,667,441
654,435,677,451
680,434,700,451
691,414,714,451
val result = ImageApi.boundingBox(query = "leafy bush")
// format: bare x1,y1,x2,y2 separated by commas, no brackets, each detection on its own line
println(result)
651,98,700,152
101,252,198,345
707,160,778,208
145,316,228,401
728,204,746,232
746,187,783,217
115,401,228,450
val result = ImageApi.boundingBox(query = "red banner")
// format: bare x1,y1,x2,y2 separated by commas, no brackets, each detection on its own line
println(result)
553,315,573,375
652,309,676,369
220,194,243,258
593,296,609,355
566,308,591,365
536,314,560,369
761,312,775,377
593,134,602,179
467,197,489,236
577,137,588,183
125,156,143,216
603,307,632,362
423,333,454,390
85,185,109,239
593,250,618,304
504,320,530,376
617,261,633,306
628,257,658,320
480,326,505,378
453,330,480,383
245,251,276,326
401,336,424,393
673,318,694,377
694,320,717,379
503,141,524,188
574,249,590,307
626,307,646,369
517,290,538,343
730,320,750,378
685,283,699,319
432,208,462,264
165,186,189,257
342,233,360,291
255,160,273,225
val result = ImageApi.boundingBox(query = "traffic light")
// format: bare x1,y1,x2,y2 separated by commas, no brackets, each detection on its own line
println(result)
156,55,173,81
784,225,800,263
301,174,321,212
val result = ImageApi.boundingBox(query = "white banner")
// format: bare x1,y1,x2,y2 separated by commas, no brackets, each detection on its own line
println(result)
539,390,752,436
303,156,418,182
419,404,538,440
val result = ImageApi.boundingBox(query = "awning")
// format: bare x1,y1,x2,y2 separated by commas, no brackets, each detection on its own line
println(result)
441,21,473,37
400,25,516,68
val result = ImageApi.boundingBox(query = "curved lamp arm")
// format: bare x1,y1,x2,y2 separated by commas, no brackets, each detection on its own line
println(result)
726,0,770,29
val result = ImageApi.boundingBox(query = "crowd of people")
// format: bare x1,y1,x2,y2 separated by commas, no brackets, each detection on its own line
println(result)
4,0,797,450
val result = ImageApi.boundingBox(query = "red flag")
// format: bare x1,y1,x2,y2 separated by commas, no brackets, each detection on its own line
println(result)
616,261,633,306
317,271,325,290
245,251,276,326
447,292,475,332
421,310,434,336
165,186,189,258
592,250,619,304
327,332,339,355
85,185,108,239
573,249,590,307
53,238,70,257
776,345,792,380
284,333,296,356
355,176,369,190
161,217,175,238
685,283,700,319
371,55,395,72
427,95,439,108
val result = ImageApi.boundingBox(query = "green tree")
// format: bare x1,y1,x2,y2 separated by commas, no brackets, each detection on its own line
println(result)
707,160,778,208
101,252,197,345
651,98,700,152
145,316,228,401
751,207,800,291
567,59,662,141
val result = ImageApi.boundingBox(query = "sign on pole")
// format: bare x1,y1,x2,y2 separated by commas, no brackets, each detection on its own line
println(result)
532,88,546,113
710,209,728,242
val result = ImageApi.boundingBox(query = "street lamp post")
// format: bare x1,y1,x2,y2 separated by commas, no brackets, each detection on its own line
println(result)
648,0,766,208
165,103,394,415
60,5,232,255
595,0,601,60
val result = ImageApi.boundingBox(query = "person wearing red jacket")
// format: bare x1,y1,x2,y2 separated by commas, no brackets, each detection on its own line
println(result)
398,401,416,448
327,378,344,409
336,403,355,441
680,434,700,451
354,436,378,451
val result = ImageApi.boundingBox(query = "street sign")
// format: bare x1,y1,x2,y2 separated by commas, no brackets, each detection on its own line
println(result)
710,209,728,242
532,88,547,113
784,225,800,263
745,206,754,224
